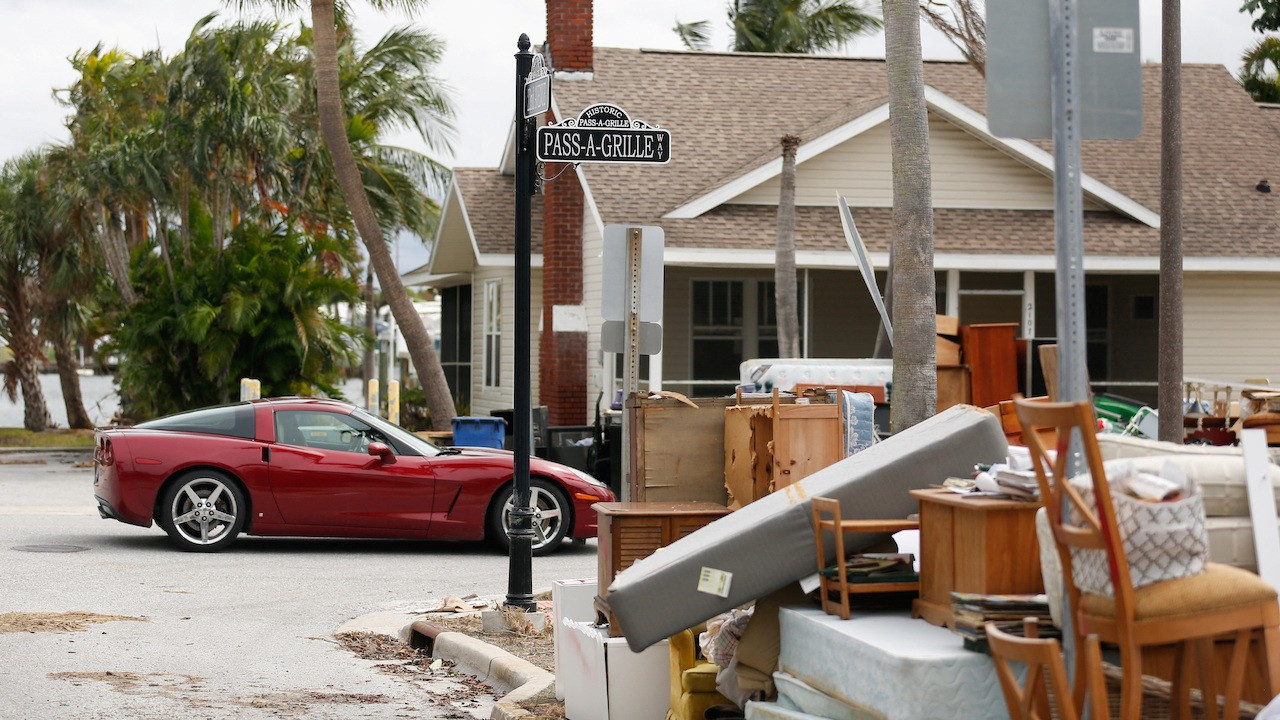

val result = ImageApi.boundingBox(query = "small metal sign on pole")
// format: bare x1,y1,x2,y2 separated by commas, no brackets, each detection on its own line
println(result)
524,53,550,119
602,225,665,501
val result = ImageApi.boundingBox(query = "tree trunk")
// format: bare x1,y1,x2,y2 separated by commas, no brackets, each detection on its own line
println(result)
1,274,52,432
53,331,92,429
1158,0,1184,442
179,179,193,265
97,210,137,306
155,208,179,304
363,263,376,402
774,135,802,358
310,0,455,430
883,0,937,432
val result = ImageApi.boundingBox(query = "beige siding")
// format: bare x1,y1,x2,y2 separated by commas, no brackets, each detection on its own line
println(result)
1185,273,1280,383
730,112,1101,211
583,210,606,419
431,189,476,274
468,267,542,417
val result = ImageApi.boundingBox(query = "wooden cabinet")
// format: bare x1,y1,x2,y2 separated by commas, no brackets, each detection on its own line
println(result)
594,502,730,636
960,322,1020,408
910,488,1044,628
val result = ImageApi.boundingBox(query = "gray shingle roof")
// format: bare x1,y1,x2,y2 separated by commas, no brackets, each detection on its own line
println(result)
459,48,1279,259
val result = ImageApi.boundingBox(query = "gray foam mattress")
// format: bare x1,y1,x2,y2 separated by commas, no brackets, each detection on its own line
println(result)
604,404,1008,651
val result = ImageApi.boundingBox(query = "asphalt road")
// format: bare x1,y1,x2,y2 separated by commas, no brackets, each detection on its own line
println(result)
0,451,598,719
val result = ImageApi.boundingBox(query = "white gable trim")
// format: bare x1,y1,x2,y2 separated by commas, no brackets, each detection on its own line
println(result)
662,247,1278,273
662,87,1159,229
663,104,891,219
427,177,482,275
922,87,1160,229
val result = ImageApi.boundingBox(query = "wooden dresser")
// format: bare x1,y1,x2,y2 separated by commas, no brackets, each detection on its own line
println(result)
594,501,730,635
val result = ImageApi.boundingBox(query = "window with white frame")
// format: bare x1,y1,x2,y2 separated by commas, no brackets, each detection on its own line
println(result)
483,280,502,388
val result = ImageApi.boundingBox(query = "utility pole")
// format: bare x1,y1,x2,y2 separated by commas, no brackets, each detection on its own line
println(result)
506,33,537,612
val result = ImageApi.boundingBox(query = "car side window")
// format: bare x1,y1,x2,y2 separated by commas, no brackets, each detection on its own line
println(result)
273,410,392,455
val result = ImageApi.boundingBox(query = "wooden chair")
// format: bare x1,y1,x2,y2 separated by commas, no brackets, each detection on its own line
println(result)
811,496,919,620
988,618,1110,720
1014,397,1280,720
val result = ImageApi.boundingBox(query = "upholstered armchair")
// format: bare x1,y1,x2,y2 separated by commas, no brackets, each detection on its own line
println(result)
667,624,731,720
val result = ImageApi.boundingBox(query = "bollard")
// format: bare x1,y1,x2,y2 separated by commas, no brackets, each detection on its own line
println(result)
367,379,380,415
239,378,255,402
250,378,261,400
388,381,400,425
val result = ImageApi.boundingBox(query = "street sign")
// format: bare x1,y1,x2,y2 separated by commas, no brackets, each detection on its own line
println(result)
524,54,550,119
601,320,662,354
986,0,1141,140
602,224,664,324
536,103,671,164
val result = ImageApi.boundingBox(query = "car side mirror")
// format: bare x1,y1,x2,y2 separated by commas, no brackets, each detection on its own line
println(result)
367,442,393,461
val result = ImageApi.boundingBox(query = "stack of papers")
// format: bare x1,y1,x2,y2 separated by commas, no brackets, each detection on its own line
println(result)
950,592,1058,649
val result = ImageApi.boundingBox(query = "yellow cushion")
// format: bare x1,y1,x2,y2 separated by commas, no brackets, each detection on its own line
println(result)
1081,562,1278,622
681,662,721,693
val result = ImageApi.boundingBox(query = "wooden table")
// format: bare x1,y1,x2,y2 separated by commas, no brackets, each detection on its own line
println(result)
910,488,1044,628
594,501,730,636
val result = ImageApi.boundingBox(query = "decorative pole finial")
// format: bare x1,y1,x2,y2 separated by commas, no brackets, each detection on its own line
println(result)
518,33,531,52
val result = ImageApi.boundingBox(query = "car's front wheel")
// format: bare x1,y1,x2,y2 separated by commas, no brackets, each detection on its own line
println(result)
157,469,247,552
488,478,571,556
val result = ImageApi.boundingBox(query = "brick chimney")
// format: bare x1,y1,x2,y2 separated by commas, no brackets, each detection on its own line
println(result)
545,0,592,73
539,0,591,425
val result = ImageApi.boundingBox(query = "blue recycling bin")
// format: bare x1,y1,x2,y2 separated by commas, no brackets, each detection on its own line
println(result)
451,416,506,449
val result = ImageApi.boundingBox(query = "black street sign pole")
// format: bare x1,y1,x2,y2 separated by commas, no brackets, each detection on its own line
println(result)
506,33,536,612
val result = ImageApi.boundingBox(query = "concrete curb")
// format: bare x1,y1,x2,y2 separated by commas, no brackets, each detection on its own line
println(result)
410,620,555,720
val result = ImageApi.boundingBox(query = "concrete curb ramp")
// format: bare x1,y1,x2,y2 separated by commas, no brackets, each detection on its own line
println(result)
410,620,554,720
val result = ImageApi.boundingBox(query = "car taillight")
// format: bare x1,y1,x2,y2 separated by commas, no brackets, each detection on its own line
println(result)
100,438,114,466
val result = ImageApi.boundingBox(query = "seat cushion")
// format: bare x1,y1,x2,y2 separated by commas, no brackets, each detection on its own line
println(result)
682,662,721,693
1081,562,1277,621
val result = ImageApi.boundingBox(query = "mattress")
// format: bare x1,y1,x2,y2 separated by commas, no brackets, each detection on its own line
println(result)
1101,452,1280,517
605,404,1007,652
740,359,893,393
773,671,883,720
745,702,835,720
1204,515,1280,572
778,607,1007,720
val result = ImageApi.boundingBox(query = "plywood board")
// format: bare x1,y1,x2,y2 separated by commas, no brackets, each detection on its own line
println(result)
724,404,774,509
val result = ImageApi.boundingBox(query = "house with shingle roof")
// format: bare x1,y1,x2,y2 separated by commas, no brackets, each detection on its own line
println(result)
409,0,1280,424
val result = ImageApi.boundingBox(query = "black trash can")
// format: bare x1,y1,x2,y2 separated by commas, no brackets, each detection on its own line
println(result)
547,425,595,474
490,406,549,458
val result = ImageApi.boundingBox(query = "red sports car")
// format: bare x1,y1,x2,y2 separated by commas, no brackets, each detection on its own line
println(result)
93,397,615,554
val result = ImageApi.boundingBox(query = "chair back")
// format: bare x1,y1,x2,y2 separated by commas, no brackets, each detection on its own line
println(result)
1012,398,1137,625
987,619,1110,720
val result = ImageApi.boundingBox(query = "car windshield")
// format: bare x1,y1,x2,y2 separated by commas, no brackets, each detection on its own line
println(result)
351,409,441,457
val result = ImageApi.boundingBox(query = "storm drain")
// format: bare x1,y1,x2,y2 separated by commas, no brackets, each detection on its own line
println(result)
11,545,89,553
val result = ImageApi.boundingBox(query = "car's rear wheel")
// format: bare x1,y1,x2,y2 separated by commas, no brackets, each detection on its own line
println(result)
488,478,571,556
158,470,246,552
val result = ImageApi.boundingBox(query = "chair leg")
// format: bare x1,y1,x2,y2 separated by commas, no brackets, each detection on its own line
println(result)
1170,642,1191,720
1262,624,1280,699
1120,641,1144,720
1194,637,1220,720
1223,629,1251,720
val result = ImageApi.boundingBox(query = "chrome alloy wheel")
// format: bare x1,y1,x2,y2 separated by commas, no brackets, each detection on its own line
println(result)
169,477,238,546
502,485,564,551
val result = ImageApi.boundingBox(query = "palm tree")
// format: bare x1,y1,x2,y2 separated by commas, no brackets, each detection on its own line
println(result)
774,135,802,358
1241,37,1280,103
919,0,985,75
883,0,936,431
227,0,457,431
675,0,881,52
0,153,56,431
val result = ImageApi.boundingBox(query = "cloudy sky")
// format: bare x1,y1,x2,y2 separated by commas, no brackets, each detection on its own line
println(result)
0,0,1267,266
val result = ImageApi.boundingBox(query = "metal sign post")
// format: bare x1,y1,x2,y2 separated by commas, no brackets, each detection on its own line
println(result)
506,34,537,613
601,225,664,501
